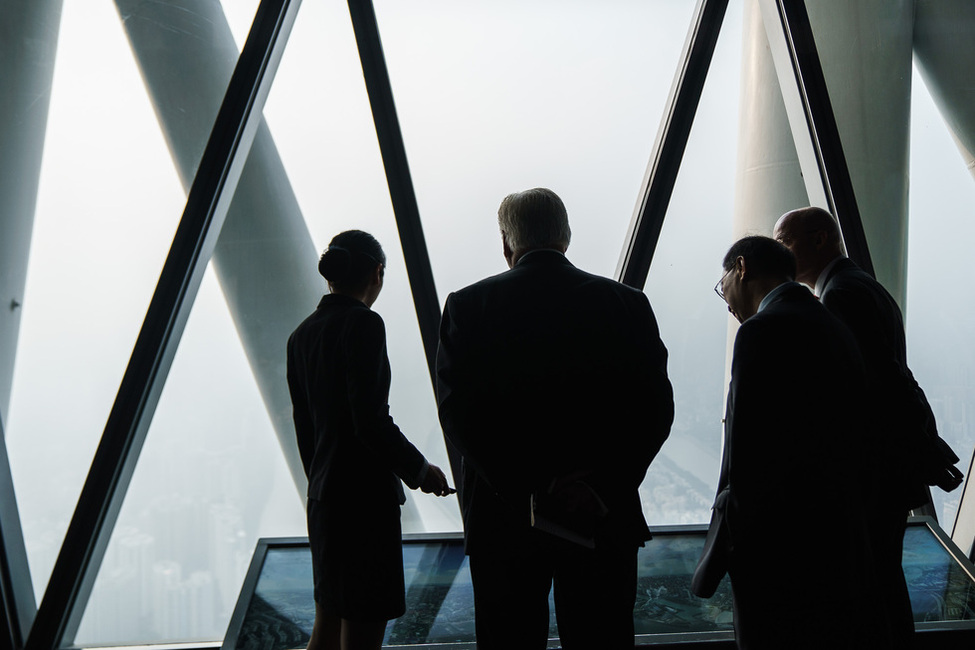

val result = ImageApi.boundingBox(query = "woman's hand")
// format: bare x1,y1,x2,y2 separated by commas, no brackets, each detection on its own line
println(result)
420,464,455,497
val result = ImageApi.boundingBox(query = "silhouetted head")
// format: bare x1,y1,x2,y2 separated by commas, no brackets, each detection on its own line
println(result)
497,188,571,267
773,206,844,287
318,230,386,305
717,235,796,323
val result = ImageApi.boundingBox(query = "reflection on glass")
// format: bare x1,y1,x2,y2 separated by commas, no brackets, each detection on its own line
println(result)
235,546,313,650
904,525,975,621
634,533,733,634
226,523,975,650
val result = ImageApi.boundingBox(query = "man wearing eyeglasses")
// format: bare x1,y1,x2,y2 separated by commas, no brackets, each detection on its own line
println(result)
694,235,884,649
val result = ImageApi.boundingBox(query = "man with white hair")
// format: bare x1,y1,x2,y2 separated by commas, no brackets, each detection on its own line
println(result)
436,188,673,649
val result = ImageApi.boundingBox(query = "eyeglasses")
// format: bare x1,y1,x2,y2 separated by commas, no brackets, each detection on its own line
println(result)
714,266,734,302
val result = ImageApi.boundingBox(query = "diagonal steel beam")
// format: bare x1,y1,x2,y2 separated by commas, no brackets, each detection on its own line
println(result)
24,1,302,646
0,1,63,642
347,0,464,493
0,414,34,650
347,0,441,379
115,0,320,499
617,0,730,290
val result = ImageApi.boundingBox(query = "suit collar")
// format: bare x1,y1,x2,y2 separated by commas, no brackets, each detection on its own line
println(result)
818,256,857,295
317,293,365,310
757,281,805,313
513,248,573,268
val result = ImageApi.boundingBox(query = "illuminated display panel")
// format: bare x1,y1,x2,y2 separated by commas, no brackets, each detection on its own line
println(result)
223,520,975,649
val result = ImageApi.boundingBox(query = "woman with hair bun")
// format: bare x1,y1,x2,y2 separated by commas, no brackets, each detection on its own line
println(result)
287,230,452,650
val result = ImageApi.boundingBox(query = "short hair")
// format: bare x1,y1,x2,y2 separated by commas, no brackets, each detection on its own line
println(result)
723,235,796,281
497,188,571,253
318,230,386,292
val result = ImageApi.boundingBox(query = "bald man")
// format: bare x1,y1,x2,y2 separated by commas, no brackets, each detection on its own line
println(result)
773,207,941,648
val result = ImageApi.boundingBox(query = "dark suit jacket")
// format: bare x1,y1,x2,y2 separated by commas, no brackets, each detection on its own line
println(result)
694,284,880,644
287,294,426,509
436,250,674,554
821,257,932,509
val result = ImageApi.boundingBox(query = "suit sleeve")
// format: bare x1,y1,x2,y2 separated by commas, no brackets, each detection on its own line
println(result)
286,332,315,479
632,292,674,468
583,291,673,504
436,293,514,492
822,286,936,447
346,310,428,488
723,323,763,498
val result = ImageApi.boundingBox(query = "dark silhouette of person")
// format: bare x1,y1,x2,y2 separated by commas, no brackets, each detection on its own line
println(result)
287,230,451,650
693,236,884,649
774,206,957,648
436,188,673,649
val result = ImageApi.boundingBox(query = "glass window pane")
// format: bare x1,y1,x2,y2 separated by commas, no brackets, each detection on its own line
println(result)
75,269,306,645
641,0,743,525
6,0,204,605
372,0,714,527
6,0,265,643
262,0,460,534
373,0,695,290
906,65,975,528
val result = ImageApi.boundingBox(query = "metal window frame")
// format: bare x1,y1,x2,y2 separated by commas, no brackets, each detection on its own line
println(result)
23,1,302,647
617,0,730,289
0,415,34,650
347,0,441,376
619,0,874,287
952,445,975,560
346,0,463,491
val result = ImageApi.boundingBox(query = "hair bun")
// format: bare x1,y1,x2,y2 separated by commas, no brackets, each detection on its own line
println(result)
318,246,352,281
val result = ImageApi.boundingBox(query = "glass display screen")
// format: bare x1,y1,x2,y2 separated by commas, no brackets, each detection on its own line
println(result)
224,520,975,649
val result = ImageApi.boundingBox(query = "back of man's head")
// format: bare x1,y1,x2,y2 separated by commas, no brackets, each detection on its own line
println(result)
773,206,844,278
498,188,571,255
723,235,796,281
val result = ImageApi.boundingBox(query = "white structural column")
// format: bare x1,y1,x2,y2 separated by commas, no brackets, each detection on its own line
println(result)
913,0,975,556
732,0,808,240
736,0,913,306
913,0,975,181
114,0,318,497
0,0,63,429
724,0,809,375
